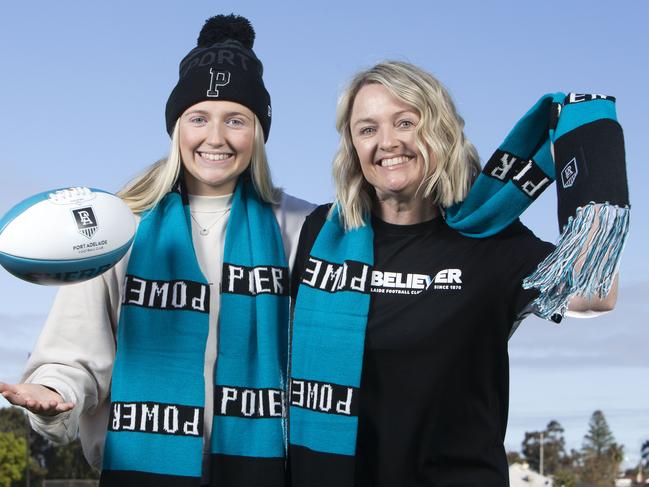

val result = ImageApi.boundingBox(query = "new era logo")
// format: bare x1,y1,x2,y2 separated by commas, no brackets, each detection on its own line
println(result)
561,157,578,188
72,207,98,239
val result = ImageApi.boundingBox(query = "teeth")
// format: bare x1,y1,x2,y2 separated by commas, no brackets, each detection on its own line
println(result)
380,156,410,167
200,152,232,161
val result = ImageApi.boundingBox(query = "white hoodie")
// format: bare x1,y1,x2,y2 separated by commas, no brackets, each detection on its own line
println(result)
22,192,314,480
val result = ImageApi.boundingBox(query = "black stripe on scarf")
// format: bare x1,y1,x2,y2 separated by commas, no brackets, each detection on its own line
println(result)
100,470,200,487
289,445,355,487
209,454,286,487
554,117,628,228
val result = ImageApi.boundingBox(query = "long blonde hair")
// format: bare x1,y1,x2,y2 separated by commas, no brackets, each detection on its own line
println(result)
332,61,480,229
118,116,279,213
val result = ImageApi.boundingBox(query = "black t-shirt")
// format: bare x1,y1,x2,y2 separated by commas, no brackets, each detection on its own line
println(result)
291,205,554,487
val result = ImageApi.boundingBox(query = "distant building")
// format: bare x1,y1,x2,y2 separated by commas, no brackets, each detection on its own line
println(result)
613,474,649,486
509,462,553,487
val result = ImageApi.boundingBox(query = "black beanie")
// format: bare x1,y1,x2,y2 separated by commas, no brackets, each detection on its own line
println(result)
165,14,272,141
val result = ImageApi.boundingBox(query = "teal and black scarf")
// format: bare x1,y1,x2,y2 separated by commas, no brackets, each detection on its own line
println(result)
101,177,289,487
289,93,629,486
446,92,629,318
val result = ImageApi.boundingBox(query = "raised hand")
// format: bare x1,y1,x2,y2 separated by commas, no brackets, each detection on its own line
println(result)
0,382,75,417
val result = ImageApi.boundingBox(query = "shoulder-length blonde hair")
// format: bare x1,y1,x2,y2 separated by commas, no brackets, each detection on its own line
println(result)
118,115,279,213
332,61,481,229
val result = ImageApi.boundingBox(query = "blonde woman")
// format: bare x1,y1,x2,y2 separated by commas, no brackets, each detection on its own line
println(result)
0,15,313,487
288,61,620,486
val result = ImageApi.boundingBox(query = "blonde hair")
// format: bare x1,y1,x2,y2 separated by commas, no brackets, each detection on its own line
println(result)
332,61,481,229
119,116,279,213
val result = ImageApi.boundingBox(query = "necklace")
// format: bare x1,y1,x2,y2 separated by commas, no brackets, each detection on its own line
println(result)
190,208,230,236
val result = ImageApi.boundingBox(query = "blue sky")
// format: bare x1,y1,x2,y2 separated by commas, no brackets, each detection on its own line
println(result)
1,0,647,468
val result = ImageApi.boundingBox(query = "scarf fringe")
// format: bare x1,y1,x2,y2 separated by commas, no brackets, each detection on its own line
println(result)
523,202,630,319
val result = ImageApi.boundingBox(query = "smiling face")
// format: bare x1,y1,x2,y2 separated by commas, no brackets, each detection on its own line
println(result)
350,83,428,202
178,100,255,196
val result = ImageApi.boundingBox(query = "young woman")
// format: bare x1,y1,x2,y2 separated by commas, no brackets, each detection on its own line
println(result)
0,15,313,487
288,61,624,486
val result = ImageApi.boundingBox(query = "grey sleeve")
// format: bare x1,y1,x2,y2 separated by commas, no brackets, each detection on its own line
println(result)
21,253,126,447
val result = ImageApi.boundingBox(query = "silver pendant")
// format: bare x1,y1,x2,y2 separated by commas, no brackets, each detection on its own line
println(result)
200,228,209,236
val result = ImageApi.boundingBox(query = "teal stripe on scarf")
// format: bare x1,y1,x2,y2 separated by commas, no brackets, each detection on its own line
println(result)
445,93,559,236
553,98,618,139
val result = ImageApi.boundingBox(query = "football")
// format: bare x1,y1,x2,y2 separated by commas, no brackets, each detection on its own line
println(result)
0,187,136,285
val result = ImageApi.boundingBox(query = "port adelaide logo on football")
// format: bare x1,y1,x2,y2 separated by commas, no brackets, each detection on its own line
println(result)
72,206,98,239
371,268,463,295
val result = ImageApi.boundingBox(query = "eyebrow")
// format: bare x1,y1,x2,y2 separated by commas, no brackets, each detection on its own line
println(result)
224,111,252,120
183,110,205,117
352,110,418,128
183,110,252,120
352,117,376,128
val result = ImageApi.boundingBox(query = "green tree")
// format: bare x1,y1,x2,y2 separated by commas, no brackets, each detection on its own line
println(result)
45,441,99,480
0,431,27,487
522,420,568,475
583,410,615,457
506,450,522,465
522,430,541,471
553,468,577,487
0,407,49,486
580,410,624,486
0,406,51,463
544,420,568,474
0,407,99,484
0,407,26,436
566,448,582,472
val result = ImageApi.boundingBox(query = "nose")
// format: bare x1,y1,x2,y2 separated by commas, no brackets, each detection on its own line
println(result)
205,123,225,146
379,126,399,152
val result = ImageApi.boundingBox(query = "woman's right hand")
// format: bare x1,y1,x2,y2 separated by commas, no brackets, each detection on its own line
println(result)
0,382,75,417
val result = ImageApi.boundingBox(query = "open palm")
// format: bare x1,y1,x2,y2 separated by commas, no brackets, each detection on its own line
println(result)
0,382,74,417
